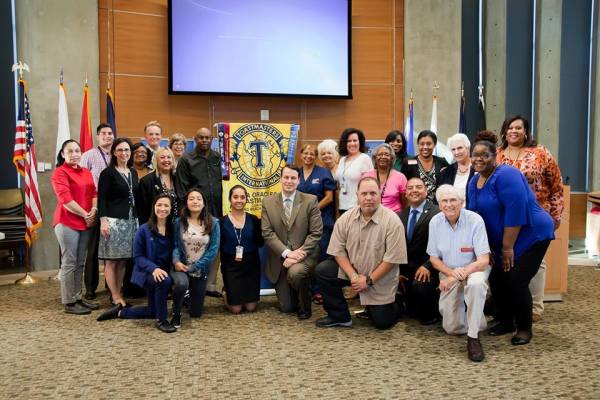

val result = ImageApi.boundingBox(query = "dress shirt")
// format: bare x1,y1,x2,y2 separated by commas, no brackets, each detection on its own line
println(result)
80,146,110,188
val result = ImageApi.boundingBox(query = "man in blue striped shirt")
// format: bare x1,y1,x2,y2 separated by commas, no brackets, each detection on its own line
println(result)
427,184,491,362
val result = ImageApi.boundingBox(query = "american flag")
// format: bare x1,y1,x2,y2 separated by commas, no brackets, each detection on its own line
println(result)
13,79,43,245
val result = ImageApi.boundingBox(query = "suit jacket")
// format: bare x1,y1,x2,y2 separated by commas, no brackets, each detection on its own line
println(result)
261,191,323,283
97,166,139,219
137,172,179,225
400,155,449,183
398,201,440,279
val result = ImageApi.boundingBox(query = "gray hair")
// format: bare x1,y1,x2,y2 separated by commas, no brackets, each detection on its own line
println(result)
317,139,340,163
435,184,464,203
371,143,396,169
447,133,471,149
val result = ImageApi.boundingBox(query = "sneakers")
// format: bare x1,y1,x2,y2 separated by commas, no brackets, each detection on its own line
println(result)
64,302,91,315
315,316,352,328
171,314,182,329
467,337,485,362
156,320,177,333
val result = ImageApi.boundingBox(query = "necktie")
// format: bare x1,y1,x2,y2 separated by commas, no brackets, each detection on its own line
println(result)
284,198,292,226
407,209,419,241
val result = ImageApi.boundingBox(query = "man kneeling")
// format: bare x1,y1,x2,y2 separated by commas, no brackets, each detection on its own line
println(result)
427,185,491,362
315,177,407,330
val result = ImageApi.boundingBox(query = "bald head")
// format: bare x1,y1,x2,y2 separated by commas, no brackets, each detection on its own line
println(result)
194,127,212,153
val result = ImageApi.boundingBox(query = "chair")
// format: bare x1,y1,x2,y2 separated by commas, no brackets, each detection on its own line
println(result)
0,188,26,268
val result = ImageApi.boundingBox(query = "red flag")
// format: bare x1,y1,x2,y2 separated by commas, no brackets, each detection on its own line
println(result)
13,79,43,245
79,83,93,152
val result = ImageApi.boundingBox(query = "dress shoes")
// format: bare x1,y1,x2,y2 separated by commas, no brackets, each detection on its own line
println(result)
297,310,312,320
77,299,99,310
488,322,515,336
315,316,353,328
64,303,92,315
354,309,370,320
467,337,485,362
96,304,122,321
511,330,532,345
84,291,96,300
155,320,177,333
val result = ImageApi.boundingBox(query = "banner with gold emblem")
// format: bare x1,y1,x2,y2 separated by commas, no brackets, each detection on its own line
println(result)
217,122,300,217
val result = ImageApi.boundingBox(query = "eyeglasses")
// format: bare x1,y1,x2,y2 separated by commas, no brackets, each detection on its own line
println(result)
115,148,131,153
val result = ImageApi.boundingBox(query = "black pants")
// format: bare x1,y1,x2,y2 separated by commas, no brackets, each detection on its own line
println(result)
315,259,402,330
490,240,551,331
83,224,99,294
405,275,439,322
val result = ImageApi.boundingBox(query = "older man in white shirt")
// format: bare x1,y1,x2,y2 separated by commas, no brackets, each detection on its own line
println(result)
427,184,491,362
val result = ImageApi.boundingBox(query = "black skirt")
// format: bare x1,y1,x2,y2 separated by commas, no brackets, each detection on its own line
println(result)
220,251,261,305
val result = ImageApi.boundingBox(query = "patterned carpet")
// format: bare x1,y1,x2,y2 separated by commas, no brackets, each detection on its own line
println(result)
1,266,599,400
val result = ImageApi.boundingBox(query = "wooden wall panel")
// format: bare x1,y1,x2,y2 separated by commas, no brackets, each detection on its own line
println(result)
98,8,113,74
113,0,167,15
305,85,394,140
353,29,394,84
113,12,167,76
99,2,404,143
353,0,393,27
570,192,588,239
213,97,303,126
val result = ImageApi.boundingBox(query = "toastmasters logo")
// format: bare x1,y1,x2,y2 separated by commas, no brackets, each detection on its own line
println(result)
230,123,288,189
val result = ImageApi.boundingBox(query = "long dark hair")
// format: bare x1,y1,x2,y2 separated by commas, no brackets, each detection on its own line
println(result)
110,137,134,167
147,194,173,236
56,139,80,166
180,188,213,234
385,129,407,157
499,115,536,149
338,128,367,157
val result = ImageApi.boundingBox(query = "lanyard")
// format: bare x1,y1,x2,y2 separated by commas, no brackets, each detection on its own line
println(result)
97,147,109,167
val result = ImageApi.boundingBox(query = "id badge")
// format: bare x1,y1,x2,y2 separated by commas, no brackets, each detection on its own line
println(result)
235,245,244,261
340,182,347,195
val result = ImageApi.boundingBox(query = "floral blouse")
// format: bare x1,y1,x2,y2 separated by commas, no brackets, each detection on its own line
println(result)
496,144,564,224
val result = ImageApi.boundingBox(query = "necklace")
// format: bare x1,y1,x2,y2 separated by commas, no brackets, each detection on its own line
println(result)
457,162,471,174
506,147,523,165
477,165,497,188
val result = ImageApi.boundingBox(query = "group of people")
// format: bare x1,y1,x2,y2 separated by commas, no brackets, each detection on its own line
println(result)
51,115,564,362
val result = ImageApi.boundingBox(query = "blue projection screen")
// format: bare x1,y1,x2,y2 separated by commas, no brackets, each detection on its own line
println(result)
168,0,351,98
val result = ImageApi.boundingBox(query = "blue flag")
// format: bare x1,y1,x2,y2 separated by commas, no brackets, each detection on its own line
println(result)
106,88,117,137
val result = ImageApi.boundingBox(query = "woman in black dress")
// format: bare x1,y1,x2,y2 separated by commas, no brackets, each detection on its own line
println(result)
220,185,264,314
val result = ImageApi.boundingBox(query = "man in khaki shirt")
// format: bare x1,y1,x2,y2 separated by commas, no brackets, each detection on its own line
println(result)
315,177,407,329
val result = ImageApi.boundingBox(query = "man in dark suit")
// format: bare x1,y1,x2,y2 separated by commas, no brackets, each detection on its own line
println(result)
398,177,441,324
262,165,323,320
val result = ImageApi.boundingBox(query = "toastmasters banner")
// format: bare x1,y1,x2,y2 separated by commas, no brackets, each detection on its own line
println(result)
217,122,300,217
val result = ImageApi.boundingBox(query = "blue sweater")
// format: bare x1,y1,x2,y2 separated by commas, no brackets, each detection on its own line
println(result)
131,223,173,288
172,217,220,275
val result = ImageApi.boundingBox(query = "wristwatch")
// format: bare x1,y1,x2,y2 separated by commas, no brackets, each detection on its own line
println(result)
366,275,374,286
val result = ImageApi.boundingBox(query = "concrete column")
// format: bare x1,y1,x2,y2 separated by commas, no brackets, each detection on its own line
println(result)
404,0,461,143
484,0,506,133
593,10,600,191
535,0,562,157
16,0,100,270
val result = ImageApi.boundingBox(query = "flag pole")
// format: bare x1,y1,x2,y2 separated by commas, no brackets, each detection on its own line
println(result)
11,62,40,285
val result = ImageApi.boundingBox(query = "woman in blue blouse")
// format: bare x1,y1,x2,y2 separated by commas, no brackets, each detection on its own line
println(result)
467,131,554,345
171,188,220,328
97,194,176,333
297,144,336,260
220,185,264,313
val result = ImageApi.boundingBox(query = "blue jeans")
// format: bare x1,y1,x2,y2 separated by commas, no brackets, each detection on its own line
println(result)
119,274,172,322
171,271,207,317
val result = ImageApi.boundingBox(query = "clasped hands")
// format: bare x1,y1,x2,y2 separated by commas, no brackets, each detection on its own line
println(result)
350,274,369,292
84,208,97,228
283,249,306,268
439,267,468,292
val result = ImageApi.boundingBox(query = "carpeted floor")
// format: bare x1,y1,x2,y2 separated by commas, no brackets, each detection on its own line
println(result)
1,266,599,400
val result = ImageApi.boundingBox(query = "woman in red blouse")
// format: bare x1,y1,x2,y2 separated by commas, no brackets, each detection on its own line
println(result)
496,115,564,321
51,140,99,315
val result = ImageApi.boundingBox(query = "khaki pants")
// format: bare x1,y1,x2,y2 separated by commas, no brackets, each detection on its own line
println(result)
439,267,490,339
529,258,546,316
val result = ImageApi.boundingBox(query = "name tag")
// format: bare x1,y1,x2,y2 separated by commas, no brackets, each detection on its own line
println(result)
460,247,474,253
408,159,417,165
311,178,320,184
